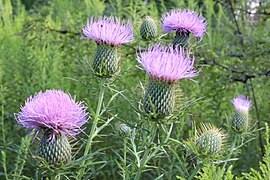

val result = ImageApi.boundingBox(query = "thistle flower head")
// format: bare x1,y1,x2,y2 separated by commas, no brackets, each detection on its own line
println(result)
16,90,87,141
231,95,251,113
161,9,206,38
82,16,133,46
137,44,200,82
195,123,226,154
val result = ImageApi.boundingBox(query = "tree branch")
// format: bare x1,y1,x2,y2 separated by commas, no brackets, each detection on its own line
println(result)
201,59,270,83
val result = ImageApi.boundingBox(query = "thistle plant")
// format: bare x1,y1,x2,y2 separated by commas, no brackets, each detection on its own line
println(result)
4,1,268,179
161,9,206,46
231,95,251,133
195,123,226,155
137,44,200,118
82,16,133,77
139,16,158,40
15,90,87,165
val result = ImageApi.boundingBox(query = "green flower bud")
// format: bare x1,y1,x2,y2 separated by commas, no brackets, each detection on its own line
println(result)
116,123,131,137
195,123,225,154
140,16,158,40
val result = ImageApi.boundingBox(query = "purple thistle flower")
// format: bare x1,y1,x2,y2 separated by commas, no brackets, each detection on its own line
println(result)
15,90,87,141
231,95,251,113
82,16,133,46
161,9,206,38
137,44,200,82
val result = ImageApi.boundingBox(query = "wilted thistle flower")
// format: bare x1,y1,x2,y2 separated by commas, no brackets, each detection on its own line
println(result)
161,9,206,46
195,123,226,155
231,95,251,133
137,44,199,118
15,90,87,165
82,16,133,77
140,16,158,40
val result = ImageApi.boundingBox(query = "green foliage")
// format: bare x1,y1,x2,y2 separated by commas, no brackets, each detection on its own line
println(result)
0,0,269,179
242,123,270,180
195,164,236,180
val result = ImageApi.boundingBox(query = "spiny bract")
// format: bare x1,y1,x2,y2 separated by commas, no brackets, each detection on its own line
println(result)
140,16,158,40
195,123,226,154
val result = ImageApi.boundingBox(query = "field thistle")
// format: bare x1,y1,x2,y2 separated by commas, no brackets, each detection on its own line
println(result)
231,95,251,133
137,44,199,118
161,9,206,46
15,90,87,165
195,123,226,155
82,16,133,77
140,16,158,40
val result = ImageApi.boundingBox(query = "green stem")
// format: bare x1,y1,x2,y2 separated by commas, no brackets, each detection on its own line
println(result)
1,151,8,180
1,85,8,180
1,86,5,146
14,135,31,180
123,138,127,180
188,156,211,180
52,170,61,180
134,123,158,180
222,135,239,170
77,80,105,179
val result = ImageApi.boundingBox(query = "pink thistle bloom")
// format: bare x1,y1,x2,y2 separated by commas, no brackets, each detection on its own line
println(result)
231,95,251,113
82,16,133,46
15,90,87,141
137,44,200,82
161,9,206,38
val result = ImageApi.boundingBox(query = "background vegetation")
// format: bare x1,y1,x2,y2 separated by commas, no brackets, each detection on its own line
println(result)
0,0,269,179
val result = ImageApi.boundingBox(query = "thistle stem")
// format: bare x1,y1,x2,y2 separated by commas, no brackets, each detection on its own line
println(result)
134,123,158,180
222,135,239,170
52,170,61,180
77,80,105,179
188,158,209,180
1,86,6,147
123,137,127,180
0,85,8,180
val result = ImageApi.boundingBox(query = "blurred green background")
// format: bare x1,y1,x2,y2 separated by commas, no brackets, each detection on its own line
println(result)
0,0,269,179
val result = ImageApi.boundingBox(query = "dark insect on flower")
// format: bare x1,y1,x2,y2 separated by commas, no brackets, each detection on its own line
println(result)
82,16,133,77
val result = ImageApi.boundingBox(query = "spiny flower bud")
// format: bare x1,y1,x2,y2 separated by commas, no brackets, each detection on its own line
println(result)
92,44,118,77
195,123,225,154
116,123,131,137
144,80,175,118
231,95,251,133
37,132,72,165
140,16,158,40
